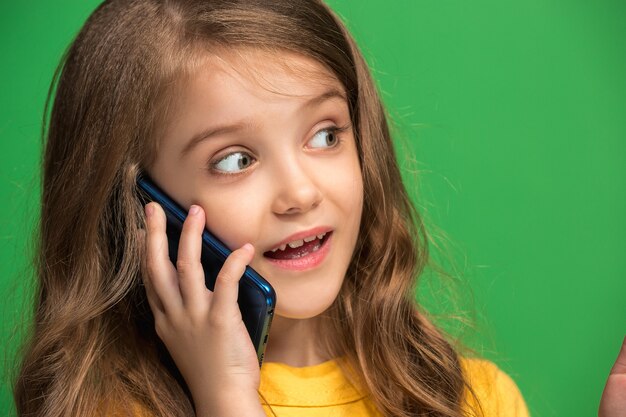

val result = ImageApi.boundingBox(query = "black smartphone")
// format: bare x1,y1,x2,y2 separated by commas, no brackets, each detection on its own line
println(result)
136,174,276,367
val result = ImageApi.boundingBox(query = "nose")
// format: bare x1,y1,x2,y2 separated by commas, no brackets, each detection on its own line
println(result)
270,158,323,215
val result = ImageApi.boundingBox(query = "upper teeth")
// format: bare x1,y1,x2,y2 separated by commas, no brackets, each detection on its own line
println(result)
271,232,327,252
288,240,304,248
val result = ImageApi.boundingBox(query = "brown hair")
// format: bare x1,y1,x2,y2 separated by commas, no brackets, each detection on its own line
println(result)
14,1,480,416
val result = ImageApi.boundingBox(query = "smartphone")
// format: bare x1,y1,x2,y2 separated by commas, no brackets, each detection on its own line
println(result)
136,174,276,367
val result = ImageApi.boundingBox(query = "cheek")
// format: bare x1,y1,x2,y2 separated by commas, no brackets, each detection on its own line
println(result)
327,155,364,219
339,160,364,251
198,183,266,250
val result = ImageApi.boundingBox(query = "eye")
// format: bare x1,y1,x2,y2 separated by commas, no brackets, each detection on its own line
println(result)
212,151,256,174
308,125,347,149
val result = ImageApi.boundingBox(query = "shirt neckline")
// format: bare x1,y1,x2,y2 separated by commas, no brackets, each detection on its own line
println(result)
259,357,367,407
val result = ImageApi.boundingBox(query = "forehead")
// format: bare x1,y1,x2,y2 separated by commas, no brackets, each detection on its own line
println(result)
151,47,350,163
180,47,345,107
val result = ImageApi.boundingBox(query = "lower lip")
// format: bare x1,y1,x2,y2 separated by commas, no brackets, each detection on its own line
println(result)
263,233,332,271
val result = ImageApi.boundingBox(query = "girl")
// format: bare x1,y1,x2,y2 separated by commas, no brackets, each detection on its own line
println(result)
17,0,622,416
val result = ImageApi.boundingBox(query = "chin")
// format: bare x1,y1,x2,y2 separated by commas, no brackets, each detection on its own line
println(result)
274,294,338,320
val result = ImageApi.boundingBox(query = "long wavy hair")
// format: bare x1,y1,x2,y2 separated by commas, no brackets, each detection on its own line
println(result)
14,1,480,416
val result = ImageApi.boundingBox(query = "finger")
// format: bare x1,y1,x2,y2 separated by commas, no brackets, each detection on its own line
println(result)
142,274,165,321
176,205,210,312
137,227,165,315
209,243,255,318
609,335,626,375
145,202,183,314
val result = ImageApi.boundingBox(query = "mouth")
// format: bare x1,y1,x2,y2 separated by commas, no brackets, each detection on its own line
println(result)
263,231,332,260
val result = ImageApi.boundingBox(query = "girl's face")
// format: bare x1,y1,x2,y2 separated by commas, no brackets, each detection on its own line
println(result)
148,49,364,319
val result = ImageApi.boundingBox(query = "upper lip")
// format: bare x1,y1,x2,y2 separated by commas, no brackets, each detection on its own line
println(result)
264,226,333,253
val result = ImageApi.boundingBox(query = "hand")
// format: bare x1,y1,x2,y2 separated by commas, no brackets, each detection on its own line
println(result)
143,202,263,415
599,336,626,417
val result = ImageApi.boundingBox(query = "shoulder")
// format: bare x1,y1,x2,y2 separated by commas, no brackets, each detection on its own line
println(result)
460,357,531,417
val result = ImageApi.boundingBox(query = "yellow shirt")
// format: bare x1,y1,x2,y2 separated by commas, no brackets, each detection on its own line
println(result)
258,357,530,417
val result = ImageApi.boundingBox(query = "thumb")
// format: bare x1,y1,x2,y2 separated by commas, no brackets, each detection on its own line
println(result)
609,336,626,376
599,336,626,417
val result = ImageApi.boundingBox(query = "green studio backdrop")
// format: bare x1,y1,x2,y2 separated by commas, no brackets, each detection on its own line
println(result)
1,1,624,416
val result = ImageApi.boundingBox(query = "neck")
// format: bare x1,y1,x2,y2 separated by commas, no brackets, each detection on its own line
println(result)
263,314,330,367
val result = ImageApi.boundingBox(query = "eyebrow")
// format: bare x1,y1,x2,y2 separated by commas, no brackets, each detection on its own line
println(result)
179,87,347,158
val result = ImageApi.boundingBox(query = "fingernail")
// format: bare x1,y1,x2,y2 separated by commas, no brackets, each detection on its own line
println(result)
145,204,154,218
242,243,254,253
189,205,200,215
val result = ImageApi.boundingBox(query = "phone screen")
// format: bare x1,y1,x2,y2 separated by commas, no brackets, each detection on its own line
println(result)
136,174,276,366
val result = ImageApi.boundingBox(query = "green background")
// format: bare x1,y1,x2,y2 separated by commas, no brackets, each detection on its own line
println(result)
1,1,624,416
